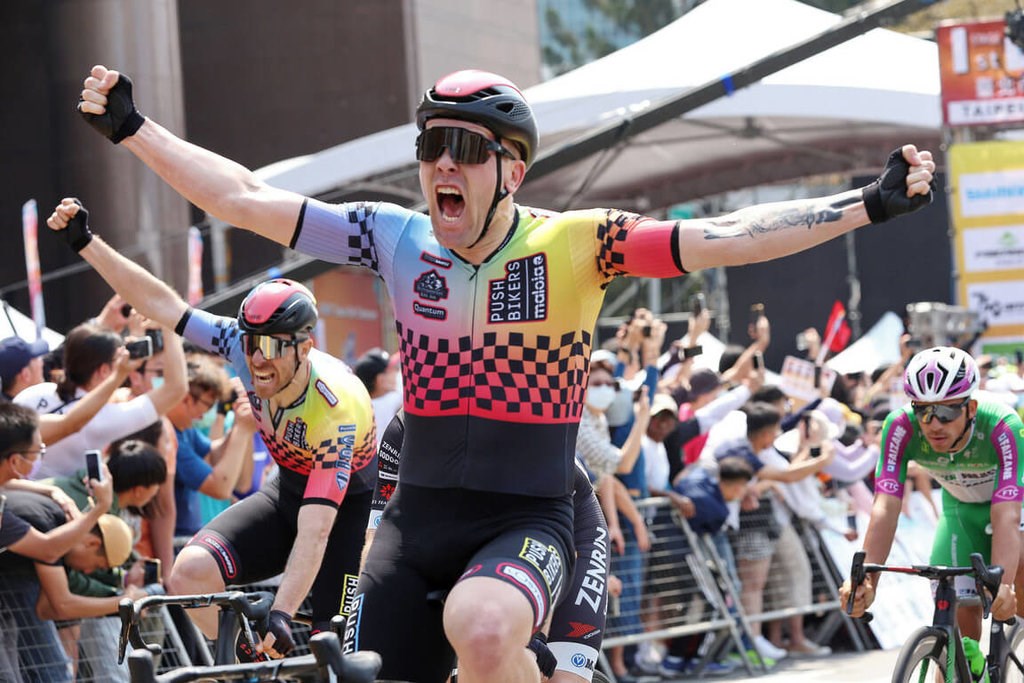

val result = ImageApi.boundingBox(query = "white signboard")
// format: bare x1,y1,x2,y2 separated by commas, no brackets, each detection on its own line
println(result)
961,224,1024,272
959,169,1024,218
966,280,1024,327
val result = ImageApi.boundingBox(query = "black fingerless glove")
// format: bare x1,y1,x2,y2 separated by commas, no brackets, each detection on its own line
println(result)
861,147,934,224
267,609,295,656
78,74,146,144
66,199,94,252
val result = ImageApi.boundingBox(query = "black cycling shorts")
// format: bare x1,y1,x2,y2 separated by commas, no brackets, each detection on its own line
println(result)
548,482,609,682
187,472,370,631
345,483,574,683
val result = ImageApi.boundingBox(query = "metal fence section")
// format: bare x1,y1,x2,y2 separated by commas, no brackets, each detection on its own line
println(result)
601,495,864,681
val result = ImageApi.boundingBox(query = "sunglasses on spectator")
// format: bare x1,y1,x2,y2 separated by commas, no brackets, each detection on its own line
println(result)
242,334,307,360
911,399,969,424
415,127,513,165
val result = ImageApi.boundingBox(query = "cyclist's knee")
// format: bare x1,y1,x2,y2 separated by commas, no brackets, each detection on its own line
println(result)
167,546,225,594
445,578,534,658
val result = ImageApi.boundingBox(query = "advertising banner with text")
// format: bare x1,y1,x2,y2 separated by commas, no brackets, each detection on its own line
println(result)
936,20,1024,127
949,141,1024,341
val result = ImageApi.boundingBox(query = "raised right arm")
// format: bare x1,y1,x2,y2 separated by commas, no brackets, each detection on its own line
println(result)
79,66,303,246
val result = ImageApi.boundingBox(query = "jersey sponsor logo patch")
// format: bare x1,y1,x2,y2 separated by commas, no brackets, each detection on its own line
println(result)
315,379,339,407
193,533,238,580
994,486,1021,501
565,621,598,639
519,537,564,597
334,425,356,491
885,424,908,472
460,563,483,581
497,563,545,628
412,301,447,321
488,253,548,323
340,574,360,617
876,479,901,495
420,251,452,269
283,417,310,450
341,593,363,654
570,653,595,671
414,269,449,302
575,525,607,613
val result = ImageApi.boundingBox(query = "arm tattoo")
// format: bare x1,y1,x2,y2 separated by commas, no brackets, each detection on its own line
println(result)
703,197,853,241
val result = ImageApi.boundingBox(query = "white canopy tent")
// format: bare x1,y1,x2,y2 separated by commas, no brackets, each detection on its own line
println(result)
0,303,66,350
825,311,905,375
252,0,940,211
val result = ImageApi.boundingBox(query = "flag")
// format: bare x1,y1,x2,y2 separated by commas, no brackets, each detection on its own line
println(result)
823,300,852,353
22,199,46,336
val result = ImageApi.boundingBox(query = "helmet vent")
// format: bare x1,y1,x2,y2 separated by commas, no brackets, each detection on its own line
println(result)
505,101,533,121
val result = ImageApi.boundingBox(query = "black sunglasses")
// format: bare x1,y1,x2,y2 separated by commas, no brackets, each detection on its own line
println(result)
415,127,513,165
242,334,307,359
911,399,969,424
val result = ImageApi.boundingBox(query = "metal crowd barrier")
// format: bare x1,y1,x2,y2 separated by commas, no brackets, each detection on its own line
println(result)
600,495,865,681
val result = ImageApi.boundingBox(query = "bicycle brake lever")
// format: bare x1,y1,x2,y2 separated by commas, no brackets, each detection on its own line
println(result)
117,598,133,664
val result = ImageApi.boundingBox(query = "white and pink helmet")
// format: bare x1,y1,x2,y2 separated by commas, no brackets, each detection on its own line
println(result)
904,346,980,403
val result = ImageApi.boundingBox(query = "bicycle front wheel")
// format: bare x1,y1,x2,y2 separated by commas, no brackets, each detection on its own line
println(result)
1002,621,1024,683
892,627,951,683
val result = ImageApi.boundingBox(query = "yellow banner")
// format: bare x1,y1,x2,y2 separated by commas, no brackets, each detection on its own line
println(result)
949,141,1024,339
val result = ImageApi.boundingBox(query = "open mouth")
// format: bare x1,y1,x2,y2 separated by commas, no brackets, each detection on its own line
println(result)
437,187,465,222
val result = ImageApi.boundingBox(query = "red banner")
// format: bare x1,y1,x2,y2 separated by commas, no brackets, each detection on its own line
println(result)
936,20,1024,127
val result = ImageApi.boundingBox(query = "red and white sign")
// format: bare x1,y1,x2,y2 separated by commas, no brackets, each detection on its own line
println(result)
21,199,46,335
936,20,1024,127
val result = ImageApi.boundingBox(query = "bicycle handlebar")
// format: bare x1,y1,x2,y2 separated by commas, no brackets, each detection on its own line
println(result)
848,551,1012,624
126,631,380,683
117,591,276,664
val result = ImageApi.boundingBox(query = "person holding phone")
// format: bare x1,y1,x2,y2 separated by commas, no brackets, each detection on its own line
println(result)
13,323,188,481
46,438,169,682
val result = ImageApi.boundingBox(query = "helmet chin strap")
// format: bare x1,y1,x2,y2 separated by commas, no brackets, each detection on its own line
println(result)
467,154,508,250
948,414,976,455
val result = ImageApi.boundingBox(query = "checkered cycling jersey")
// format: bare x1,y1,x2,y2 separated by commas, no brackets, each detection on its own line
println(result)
292,199,685,497
875,400,1024,504
177,308,376,508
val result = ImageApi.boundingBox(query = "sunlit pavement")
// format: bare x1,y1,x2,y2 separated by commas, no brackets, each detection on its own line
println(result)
622,648,902,682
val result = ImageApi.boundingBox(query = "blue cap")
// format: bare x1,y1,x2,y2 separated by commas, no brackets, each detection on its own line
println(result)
0,336,49,380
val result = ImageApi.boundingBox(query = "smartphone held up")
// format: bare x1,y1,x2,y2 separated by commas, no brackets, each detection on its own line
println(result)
85,449,103,483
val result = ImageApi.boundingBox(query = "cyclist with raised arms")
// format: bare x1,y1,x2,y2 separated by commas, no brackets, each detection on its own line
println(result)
76,64,935,682
45,200,377,660
841,347,1024,640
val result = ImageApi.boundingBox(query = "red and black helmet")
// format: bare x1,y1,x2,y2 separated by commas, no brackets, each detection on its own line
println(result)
237,279,317,335
416,70,539,169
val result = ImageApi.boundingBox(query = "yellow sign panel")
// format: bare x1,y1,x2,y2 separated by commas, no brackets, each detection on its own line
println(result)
948,141,1024,340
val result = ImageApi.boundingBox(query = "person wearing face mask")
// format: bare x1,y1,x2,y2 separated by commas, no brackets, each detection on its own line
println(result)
576,350,650,482
0,402,118,681
0,403,115,560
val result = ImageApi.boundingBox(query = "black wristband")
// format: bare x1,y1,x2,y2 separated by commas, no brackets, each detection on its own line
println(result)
810,446,822,457
861,182,887,224
66,199,94,252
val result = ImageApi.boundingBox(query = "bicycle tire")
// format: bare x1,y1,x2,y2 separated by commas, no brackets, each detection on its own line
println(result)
1003,621,1024,683
891,627,950,683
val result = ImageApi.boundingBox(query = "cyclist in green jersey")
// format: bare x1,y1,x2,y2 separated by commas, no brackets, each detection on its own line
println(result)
841,346,1024,640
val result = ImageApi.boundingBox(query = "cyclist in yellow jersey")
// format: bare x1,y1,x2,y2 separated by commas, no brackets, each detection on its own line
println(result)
47,200,376,660
76,64,935,682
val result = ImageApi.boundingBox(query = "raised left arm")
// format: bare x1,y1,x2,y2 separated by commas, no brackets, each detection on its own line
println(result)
679,145,934,272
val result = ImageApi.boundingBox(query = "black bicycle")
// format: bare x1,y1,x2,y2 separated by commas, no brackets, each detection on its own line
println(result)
848,551,1024,682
